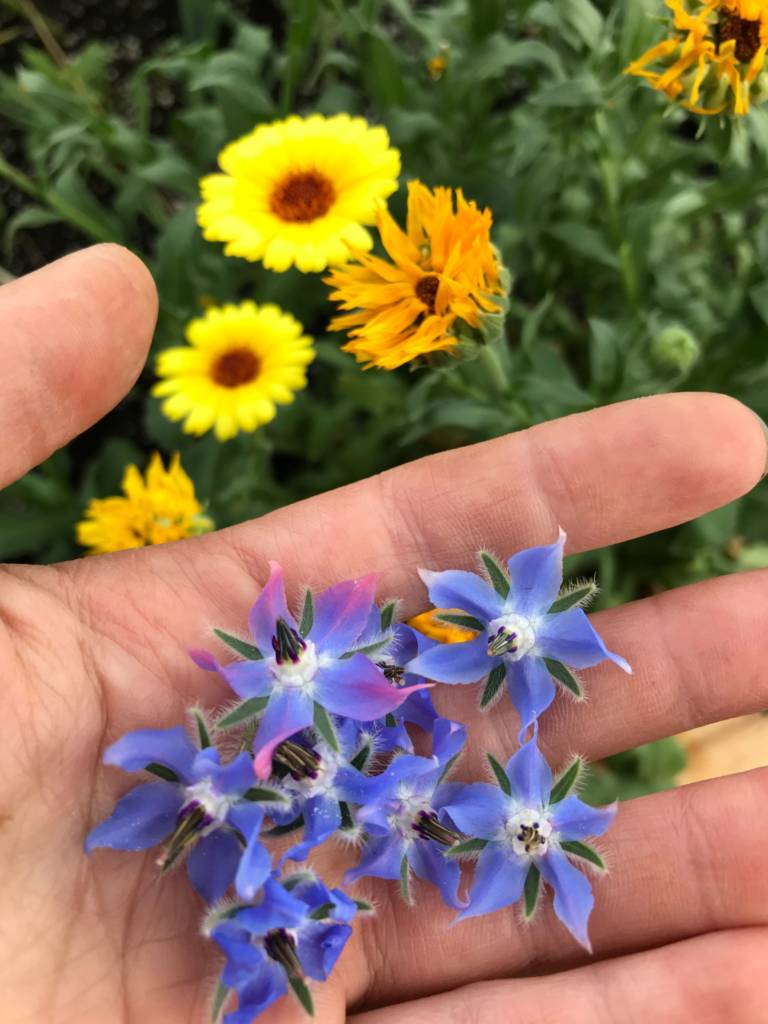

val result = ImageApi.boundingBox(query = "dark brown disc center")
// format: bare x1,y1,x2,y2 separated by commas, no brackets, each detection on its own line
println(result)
718,12,762,63
270,170,336,223
211,347,260,388
415,273,440,314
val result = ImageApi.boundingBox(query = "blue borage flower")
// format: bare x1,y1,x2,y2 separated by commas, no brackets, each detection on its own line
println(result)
210,873,363,1021
191,563,430,779
407,531,631,732
85,723,283,902
443,734,615,950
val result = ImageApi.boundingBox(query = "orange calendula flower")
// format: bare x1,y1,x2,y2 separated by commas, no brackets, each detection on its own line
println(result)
324,180,506,370
626,0,768,115
408,608,477,645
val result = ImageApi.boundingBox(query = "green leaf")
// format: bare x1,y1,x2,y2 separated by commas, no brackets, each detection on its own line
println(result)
308,901,336,920
288,975,314,1016
549,757,583,804
549,582,598,614
479,551,510,598
385,713,397,728
313,703,340,752
560,839,605,870
486,753,511,795
217,697,269,729
210,978,230,1022
145,762,180,783
380,601,396,630
299,589,314,637
192,709,212,749
480,664,506,709
399,856,412,905
436,612,484,631
350,744,372,771
523,864,541,918
445,837,488,858
545,659,582,698
243,786,290,803
213,629,263,660
339,801,354,830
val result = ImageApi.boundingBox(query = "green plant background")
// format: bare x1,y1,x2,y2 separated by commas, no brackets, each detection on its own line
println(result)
1,0,766,799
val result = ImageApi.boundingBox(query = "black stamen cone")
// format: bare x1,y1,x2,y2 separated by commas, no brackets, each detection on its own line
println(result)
265,928,303,977
273,617,306,665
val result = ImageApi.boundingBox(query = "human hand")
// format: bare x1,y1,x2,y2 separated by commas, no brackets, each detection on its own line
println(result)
2,245,767,1024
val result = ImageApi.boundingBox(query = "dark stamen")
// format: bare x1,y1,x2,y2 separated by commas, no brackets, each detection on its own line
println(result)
717,11,762,63
272,617,307,665
274,739,321,780
159,804,208,870
487,626,519,657
412,810,464,846
264,928,303,976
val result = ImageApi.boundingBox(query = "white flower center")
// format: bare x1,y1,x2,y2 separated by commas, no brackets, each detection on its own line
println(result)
387,785,432,838
270,640,320,692
505,808,552,857
183,778,235,833
487,613,536,661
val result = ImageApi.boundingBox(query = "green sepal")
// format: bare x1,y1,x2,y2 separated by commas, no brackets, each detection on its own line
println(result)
479,550,510,598
545,658,583,698
263,814,304,837
480,664,506,708
145,762,180,783
549,757,583,804
243,786,290,803
213,628,262,660
299,589,314,638
523,864,541,918
399,856,413,905
486,752,511,795
560,839,605,870
210,979,230,1022
313,703,340,751
445,837,488,858
354,898,375,913
350,744,372,771
385,712,397,727
436,612,484,631
548,581,598,614
339,801,354,830
308,901,336,920
380,601,397,630
283,871,315,890
192,708,212,749
288,975,314,1016
438,752,460,783
217,696,269,729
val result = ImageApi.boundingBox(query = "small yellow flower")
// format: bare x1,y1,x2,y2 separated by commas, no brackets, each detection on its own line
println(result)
76,453,213,555
324,180,505,370
197,113,401,273
408,609,477,644
427,53,448,80
626,0,768,116
153,301,314,441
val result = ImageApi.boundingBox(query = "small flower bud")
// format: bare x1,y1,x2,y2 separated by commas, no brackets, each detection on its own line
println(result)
650,325,700,373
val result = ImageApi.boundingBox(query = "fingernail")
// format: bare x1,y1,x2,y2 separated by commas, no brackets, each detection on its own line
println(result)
750,409,768,480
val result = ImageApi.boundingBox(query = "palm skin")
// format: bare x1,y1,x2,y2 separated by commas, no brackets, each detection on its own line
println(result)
2,245,768,1024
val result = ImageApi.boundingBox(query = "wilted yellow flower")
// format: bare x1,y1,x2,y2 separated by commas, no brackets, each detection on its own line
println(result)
408,608,477,644
76,453,213,555
153,301,314,442
197,113,401,272
626,0,768,115
325,180,505,370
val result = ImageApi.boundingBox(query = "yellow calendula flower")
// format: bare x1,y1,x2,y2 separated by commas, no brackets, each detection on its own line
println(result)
153,301,315,442
197,113,401,272
324,180,505,370
76,453,213,555
408,609,478,645
626,0,768,115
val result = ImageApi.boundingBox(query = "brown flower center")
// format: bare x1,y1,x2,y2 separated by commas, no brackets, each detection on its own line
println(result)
270,170,336,223
717,11,762,62
211,347,260,388
415,274,440,315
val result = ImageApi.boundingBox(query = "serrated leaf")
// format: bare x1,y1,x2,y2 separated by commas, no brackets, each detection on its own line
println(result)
486,753,511,795
548,582,598,614
299,589,314,638
350,744,371,771
217,696,269,729
308,901,335,920
263,814,304,837
380,601,396,630
243,786,290,803
436,612,484,631
545,659,582,698
549,758,583,804
399,856,413,904
213,628,263,660
313,703,340,752
523,864,541,918
210,978,230,1022
193,709,212,749
288,975,314,1016
145,762,180,783
480,664,506,709
445,837,488,858
480,551,510,598
560,839,606,870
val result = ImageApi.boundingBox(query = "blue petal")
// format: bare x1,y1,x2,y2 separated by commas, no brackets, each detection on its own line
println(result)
432,717,467,766
505,657,557,733
536,608,632,673
214,923,273,988
297,922,353,981
85,782,182,852
458,846,527,920
247,562,296,651
418,568,504,621
314,653,427,720
539,847,595,950
407,635,497,685
252,690,314,780
409,838,466,909
211,751,256,796
235,831,272,901
227,800,265,838
235,877,308,934
284,795,341,862
345,834,404,883
290,877,357,923
507,531,565,616
505,736,552,808
219,658,272,700
103,726,197,783
440,783,508,838
398,688,438,731
225,963,286,1022
550,796,617,839
190,746,221,781
310,575,378,656
187,830,241,903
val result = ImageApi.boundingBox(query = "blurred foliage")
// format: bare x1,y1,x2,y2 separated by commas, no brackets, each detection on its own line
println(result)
2,0,768,794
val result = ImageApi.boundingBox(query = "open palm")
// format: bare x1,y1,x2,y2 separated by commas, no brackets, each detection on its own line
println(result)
2,245,767,1024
